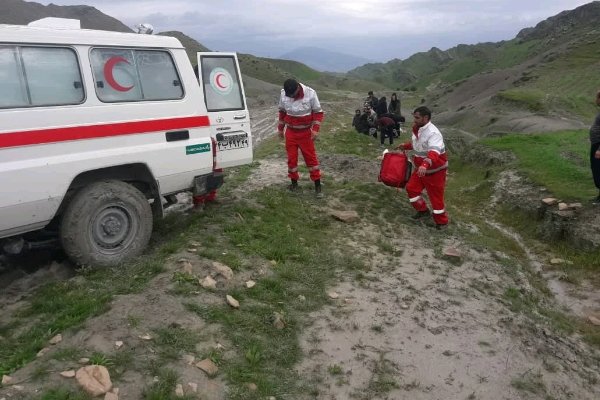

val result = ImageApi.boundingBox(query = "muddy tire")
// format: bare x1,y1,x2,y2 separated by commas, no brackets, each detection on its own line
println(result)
60,180,153,267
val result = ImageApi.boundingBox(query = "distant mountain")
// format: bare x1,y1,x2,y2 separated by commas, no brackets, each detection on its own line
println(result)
0,0,132,32
279,47,372,73
346,1,600,135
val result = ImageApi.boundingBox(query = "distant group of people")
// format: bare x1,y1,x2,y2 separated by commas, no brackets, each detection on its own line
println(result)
352,91,406,146
276,81,449,229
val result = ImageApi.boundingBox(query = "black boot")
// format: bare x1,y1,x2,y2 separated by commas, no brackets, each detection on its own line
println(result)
288,179,299,192
314,180,324,198
411,210,430,220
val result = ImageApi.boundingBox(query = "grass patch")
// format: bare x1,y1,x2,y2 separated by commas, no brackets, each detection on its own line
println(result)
36,388,91,400
511,370,547,395
481,130,595,201
153,325,200,360
142,368,193,400
495,88,548,112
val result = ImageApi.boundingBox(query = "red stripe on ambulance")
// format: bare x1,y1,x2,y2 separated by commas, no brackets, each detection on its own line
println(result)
0,116,210,149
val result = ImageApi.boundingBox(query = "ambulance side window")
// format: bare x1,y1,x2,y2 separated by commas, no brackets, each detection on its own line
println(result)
91,48,183,103
0,45,84,109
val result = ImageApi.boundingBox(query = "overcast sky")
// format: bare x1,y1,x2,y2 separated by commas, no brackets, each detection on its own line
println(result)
39,0,592,62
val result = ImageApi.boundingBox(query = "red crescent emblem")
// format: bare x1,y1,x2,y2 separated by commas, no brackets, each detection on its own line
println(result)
104,56,134,92
215,73,227,89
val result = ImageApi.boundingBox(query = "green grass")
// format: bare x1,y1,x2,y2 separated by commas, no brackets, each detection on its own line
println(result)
481,130,596,201
494,89,549,112
142,368,194,400
36,388,91,400
153,326,199,360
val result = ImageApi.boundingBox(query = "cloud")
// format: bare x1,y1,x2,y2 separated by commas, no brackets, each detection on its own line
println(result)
38,0,592,60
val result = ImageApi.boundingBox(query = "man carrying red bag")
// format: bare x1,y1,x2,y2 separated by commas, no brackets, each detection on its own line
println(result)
396,106,449,230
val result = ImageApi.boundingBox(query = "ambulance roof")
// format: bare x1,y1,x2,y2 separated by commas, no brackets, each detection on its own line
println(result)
0,24,184,49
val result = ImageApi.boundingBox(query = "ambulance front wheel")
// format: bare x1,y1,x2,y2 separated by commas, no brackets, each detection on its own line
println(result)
60,180,153,267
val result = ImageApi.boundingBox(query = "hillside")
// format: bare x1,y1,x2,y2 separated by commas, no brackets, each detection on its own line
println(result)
350,2,600,135
0,0,132,32
158,31,211,65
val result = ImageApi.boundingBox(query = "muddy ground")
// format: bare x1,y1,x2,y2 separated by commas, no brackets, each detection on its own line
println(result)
1,100,599,400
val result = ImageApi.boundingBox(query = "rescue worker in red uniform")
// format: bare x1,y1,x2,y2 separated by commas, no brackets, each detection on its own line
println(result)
396,106,449,229
278,79,325,198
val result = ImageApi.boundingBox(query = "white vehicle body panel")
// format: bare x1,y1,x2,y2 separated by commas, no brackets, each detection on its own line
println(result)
0,23,252,239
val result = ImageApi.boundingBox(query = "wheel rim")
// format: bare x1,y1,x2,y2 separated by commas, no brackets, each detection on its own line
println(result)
90,204,137,254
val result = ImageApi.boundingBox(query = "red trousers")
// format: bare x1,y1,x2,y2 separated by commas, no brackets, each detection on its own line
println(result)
285,129,321,181
406,169,449,225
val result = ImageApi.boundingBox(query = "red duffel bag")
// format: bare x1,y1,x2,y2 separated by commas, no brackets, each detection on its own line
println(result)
378,151,412,189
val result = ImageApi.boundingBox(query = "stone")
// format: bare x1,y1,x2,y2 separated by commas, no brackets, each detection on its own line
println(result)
60,370,76,378
75,365,112,397
247,382,258,391
138,334,152,341
269,260,277,267
115,341,124,349
1,375,14,385
443,247,461,259
400,303,410,310
212,261,233,280
272,312,286,330
104,392,118,400
36,347,50,357
181,261,193,275
175,384,184,398
245,280,256,288
328,291,339,299
541,198,558,206
550,258,566,265
187,382,198,393
182,354,195,365
200,275,217,289
298,295,306,301
187,248,197,253
226,295,240,308
78,358,90,364
558,202,569,211
49,334,63,345
196,359,219,377
329,210,360,223
568,202,583,209
588,316,600,326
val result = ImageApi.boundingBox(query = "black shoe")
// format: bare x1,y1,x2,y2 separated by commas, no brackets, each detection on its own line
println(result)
288,180,299,192
591,195,600,205
315,180,324,198
435,224,448,230
411,210,430,220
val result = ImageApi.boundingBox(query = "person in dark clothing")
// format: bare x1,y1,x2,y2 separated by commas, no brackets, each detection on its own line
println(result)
354,107,371,134
376,115,396,146
590,90,600,204
388,93,401,116
376,96,388,117
352,109,361,132
366,91,378,110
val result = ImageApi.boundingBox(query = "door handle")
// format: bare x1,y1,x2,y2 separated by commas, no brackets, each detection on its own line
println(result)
165,130,190,142
233,114,246,120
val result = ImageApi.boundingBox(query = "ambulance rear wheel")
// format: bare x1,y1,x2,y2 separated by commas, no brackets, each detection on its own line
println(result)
60,180,153,267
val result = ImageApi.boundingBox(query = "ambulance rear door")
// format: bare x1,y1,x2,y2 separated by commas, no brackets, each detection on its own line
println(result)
197,52,253,169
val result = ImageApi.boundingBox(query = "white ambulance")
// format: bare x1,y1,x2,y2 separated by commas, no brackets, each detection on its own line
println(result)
0,20,253,267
